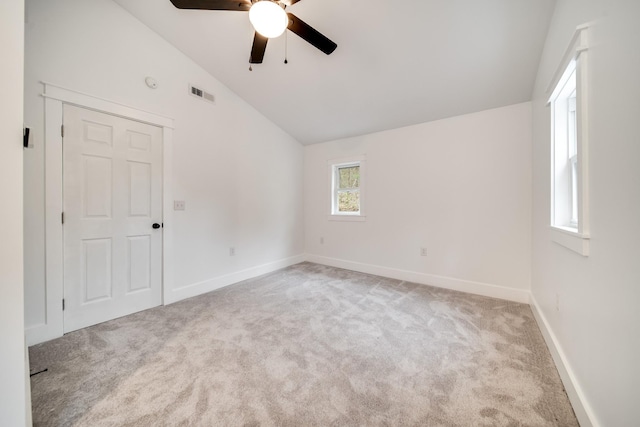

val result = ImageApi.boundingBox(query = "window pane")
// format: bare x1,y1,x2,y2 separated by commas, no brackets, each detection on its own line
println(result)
568,91,577,158
338,166,360,189
338,190,360,212
571,159,578,224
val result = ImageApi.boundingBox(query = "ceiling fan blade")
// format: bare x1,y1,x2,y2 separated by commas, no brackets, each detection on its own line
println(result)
286,13,337,55
249,32,269,64
170,0,251,11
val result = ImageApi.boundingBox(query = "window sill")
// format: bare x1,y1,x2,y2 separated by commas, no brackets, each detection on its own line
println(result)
328,214,366,222
550,226,590,256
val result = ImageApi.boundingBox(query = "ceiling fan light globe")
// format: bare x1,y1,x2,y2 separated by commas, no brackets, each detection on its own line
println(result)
249,1,288,39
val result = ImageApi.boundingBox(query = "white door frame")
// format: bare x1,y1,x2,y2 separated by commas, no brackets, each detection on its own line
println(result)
28,82,174,345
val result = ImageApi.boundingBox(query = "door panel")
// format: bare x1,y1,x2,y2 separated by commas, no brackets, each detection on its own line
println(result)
83,156,112,218
63,105,163,333
128,161,151,217
82,238,113,302
128,235,151,292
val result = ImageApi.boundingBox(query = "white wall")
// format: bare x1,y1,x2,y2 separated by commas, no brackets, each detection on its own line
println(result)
530,0,640,425
24,0,304,342
305,103,532,302
0,0,29,425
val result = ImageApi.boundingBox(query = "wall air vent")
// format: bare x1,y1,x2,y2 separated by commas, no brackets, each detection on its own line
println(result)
189,84,215,104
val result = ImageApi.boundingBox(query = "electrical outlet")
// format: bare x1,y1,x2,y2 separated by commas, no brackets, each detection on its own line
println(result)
420,247,428,256
229,247,235,256
174,200,186,211
320,237,324,244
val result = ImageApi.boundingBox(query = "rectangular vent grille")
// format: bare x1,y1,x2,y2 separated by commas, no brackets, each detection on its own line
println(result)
189,84,214,104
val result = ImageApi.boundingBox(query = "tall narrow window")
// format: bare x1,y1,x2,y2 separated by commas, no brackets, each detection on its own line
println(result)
328,156,366,221
547,24,590,256
550,60,578,231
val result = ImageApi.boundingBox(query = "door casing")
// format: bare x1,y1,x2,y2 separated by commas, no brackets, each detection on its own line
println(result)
26,83,174,345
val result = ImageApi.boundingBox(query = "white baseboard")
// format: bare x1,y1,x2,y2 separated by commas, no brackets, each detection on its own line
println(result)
25,322,64,347
167,254,306,304
530,294,598,427
305,254,530,304
26,255,305,346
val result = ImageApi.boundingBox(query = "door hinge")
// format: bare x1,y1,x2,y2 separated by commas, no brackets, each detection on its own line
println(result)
62,299,65,311
61,125,64,138
61,212,65,224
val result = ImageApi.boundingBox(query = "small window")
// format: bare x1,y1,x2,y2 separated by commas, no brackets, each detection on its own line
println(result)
334,164,360,213
328,156,366,221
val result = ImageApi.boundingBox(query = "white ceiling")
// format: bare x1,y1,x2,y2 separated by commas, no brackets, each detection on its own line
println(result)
113,0,556,145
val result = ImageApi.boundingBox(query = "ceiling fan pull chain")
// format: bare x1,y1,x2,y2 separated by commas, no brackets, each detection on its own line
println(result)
284,29,288,64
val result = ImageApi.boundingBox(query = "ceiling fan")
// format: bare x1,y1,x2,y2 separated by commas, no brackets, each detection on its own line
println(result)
169,0,337,65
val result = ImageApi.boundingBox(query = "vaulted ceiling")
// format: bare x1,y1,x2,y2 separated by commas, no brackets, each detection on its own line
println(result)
113,0,556,144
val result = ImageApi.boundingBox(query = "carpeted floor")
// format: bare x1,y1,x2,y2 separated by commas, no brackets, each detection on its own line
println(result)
29,262,578,426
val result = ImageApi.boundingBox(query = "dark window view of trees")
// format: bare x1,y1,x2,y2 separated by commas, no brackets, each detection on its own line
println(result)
338,166,359,189
338,191,359,212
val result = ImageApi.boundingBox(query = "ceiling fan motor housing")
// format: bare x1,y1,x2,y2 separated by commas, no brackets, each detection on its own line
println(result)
169,0,337,64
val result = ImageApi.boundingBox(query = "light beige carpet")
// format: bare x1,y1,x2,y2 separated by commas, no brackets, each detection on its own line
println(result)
30,262,577,426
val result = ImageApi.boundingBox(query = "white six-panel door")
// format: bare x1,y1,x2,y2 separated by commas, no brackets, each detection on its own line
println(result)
63,104,163,333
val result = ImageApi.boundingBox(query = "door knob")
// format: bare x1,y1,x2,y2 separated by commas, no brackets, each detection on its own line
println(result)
152,223,161,229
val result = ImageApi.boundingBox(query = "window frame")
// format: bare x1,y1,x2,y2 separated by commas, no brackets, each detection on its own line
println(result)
551,62,577,231
333,163,361,215
328,155,366,221
546,24,590,256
